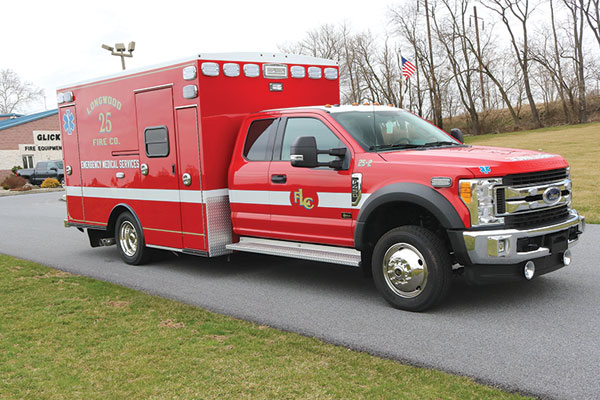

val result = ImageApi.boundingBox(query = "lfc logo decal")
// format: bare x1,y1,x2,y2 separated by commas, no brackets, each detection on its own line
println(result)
293,189,315,210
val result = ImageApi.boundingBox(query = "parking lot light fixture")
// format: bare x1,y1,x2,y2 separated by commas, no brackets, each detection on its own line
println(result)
102,41,135,70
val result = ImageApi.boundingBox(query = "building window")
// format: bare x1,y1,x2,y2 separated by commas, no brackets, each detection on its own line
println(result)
22,155,34,169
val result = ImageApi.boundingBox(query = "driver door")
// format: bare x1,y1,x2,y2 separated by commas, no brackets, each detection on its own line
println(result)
268,115,354,247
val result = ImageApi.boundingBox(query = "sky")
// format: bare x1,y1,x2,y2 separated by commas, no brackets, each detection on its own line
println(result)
1,0,392,114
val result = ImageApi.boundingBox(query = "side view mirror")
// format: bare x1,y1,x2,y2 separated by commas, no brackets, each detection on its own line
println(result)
450,128,464,143
290,136,349,170
290,136,319,168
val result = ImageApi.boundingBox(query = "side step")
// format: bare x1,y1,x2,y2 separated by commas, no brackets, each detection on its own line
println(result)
226,237,361,267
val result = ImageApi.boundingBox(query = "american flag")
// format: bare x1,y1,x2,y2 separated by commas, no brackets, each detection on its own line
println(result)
401,57,416,80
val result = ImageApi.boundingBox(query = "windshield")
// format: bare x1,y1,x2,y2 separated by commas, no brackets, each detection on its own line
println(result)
330,110,460,151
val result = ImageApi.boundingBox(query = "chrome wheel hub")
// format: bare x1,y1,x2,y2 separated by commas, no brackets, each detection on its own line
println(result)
382,243,427,298
119,221,138,257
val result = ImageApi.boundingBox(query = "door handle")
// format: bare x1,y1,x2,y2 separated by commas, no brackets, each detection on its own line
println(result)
182,173,192,186
271,174,287,184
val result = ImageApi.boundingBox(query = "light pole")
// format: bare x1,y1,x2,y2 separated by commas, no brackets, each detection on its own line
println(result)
102,41,135,70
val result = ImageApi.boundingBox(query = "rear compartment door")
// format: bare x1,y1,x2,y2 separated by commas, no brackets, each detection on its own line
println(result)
175,105,206,251
135,87,183,249
60,106,85,222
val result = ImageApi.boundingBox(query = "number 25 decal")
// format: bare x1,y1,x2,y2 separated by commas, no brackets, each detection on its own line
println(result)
99,112,112,133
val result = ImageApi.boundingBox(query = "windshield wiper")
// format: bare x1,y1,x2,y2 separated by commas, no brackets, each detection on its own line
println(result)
369,143,425,151
422,140,460,147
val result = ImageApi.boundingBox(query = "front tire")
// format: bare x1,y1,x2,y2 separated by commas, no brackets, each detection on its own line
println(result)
115,211,149,265
372,226,452,312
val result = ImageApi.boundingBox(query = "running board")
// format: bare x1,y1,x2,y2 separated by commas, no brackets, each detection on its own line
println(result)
226,237,361,267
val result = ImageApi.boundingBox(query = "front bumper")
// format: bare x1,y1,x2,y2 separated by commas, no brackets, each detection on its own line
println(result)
461,210,584,265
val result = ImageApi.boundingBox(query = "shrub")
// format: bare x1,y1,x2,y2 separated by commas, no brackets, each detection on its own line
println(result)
1,175,27,190
41,178,61,188
11,165,23,175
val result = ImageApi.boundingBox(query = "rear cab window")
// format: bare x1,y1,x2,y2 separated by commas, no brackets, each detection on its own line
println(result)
243,118,277,161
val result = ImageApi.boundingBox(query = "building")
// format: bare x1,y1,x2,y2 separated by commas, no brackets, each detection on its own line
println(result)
0,110,60,181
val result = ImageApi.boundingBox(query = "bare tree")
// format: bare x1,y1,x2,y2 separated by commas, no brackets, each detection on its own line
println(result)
583,0,600,48
0,69,44,114
562,0,588,123
457,17,522,129
434,0,482,134
483,0,542,128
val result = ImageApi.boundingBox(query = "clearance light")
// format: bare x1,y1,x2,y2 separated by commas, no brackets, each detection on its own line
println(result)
363,102,370,105
182,66,197,80
244,64,260,78
57,91,74,104
183,85,198,99
325,104,332,108
290,66,305,78
201,62,219,77
352,102,358,106
308,67,322,79
223,63,240,77
324,67,338,80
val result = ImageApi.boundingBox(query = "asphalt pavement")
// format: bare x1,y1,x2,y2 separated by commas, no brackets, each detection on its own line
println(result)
1,192,598,399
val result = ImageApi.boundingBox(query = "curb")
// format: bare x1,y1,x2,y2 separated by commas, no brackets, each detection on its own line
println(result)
0,188,65,197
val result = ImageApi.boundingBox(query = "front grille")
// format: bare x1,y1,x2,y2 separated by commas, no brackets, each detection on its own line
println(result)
495,188,506,214
503,168,568,187
504,205,570,229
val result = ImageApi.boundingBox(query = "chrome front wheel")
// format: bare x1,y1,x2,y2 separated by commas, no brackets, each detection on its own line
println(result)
372,226,452,312
382,243,428,299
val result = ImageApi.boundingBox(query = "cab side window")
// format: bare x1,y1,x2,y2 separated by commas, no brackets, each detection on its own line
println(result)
280,118,344,163
243,119,276,161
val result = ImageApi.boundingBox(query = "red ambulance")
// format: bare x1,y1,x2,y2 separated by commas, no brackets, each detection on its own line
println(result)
58,53,585,311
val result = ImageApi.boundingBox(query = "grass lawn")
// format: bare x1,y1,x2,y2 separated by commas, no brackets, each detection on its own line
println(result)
0,254,531,399
465,122,600,224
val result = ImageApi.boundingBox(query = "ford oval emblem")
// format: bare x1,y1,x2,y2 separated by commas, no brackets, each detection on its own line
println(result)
543,187,561,205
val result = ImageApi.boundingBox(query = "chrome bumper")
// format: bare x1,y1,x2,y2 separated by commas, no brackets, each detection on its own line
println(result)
462,211,585,265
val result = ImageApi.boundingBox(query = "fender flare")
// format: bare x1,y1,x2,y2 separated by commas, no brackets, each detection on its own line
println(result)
354,182,465,250
109,203,143,232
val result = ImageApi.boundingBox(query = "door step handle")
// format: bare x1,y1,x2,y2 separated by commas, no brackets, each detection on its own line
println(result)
271,174,287,184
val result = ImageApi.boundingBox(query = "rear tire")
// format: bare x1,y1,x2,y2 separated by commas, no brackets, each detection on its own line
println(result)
371,226,452,312
115,211,149,265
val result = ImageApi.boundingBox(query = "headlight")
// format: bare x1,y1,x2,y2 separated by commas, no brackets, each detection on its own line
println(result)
459,178,504,227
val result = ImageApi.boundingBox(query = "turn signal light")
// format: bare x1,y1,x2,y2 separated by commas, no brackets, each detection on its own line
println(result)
460,182,472,204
